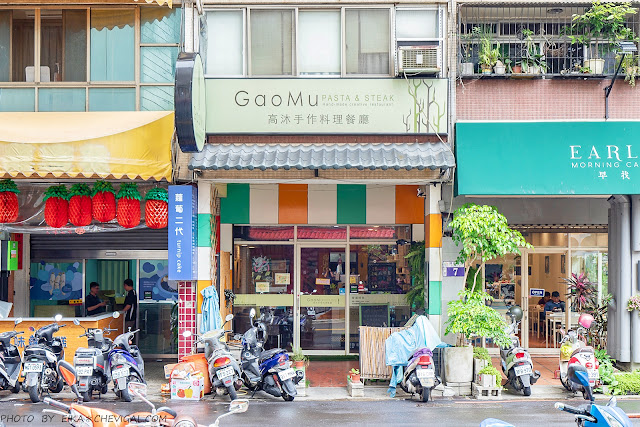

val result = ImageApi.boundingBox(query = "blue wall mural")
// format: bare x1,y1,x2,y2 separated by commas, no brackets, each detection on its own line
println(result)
139,260,174,301
30,261,83,301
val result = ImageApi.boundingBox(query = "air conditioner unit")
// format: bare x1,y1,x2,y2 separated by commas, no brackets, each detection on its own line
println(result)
397,46,441,75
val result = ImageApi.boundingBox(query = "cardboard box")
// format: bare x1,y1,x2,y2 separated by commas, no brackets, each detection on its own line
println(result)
170,376,205,401
164,364,178,379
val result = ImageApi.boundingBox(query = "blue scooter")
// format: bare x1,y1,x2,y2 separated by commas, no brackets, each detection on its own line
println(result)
107,313,145,402
555,363,632,426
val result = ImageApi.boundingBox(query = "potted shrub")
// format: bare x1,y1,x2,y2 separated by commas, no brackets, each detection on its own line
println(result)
521,29,547,74
477,365,501,388
619,54,639,86
512,62,523,74
565,1,638,74
494,60,506,75
348,368,361,383
444,204,532,385
473,347,491,377
479,36,500,74
291,348,308,369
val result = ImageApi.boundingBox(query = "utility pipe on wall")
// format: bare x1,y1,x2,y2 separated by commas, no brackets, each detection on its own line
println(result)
607,197,619,360
631,196,640,363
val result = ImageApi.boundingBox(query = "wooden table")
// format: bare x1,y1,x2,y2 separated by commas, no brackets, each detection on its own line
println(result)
546,312,580,348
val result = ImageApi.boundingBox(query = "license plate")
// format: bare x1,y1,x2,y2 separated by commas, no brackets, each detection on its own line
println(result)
216,366,234,380
514,365,533,376
76,366,93,376
23,362,43,373
417,368,435,379
589,370,600,379
112,367,129,380
278,368,296,381
76,357,93,364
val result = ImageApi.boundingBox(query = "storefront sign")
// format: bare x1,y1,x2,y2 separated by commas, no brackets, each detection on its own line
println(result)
349,294,408,307
442,261,464,277
530,288,545,298
457,121,640,195
168,186,198,281
206,78,448,135
175,53,206,152
300,295,344,307
234,294,294,306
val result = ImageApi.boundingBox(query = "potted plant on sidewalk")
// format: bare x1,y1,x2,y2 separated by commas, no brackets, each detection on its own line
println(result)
348,368,361,383
477,365,501,388
291,348,308,370
564,1,638,74
473,347,491,377
444,204,532,386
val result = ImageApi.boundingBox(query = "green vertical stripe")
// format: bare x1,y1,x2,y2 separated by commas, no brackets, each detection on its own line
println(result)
220,183,250,224
337,184,366,224
428,280,442,315
197,213,212,247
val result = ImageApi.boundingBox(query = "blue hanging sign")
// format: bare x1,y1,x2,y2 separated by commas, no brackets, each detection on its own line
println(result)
529,288,545,298
168,185,198,281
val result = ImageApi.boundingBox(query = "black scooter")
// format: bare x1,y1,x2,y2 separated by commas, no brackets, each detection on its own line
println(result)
0,318,23,393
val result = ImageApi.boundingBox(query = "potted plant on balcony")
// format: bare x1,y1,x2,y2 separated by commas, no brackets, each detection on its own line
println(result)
521,29,547,74
479,36,500,74
444,204,532,387
460,26,482,75
619,53,639,86
564,1,638,74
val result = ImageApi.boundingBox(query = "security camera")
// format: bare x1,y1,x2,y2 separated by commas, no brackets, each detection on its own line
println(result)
417,187,426,198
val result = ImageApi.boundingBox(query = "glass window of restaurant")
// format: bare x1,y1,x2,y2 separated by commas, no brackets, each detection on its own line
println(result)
232,225,414,354
479,231,608,352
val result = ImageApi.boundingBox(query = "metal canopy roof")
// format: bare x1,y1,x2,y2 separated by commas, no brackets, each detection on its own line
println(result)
189,142,455,172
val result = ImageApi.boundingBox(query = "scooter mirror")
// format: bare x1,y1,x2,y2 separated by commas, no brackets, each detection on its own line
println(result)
54,314,63,322
127,382,147,398
250,308,256,319
182,330,192,338
112,311,121,319
73,319,80,326
228,399,249,414
57,360,77,387
225,314,234,322
14,318,22,326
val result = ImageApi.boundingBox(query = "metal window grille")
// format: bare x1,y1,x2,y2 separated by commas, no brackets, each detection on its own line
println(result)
459,4,640,76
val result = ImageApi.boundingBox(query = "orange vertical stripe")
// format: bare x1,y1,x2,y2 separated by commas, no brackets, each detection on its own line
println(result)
395,185,425,224
279,184,308,224
425,214,442,248
197,280,210,314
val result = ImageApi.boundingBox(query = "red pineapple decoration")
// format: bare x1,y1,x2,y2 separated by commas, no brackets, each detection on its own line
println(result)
116,183,142,229
144,188,168,229
0,179,19,223
68,183,92,227
44,185,69,228
92,181,116,223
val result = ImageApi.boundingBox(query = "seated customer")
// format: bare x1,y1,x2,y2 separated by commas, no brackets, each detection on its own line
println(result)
543,291,566,316
538,291,551,306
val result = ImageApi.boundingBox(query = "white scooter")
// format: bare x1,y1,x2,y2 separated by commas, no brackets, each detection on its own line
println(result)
499,305,540,396
559,313,600,396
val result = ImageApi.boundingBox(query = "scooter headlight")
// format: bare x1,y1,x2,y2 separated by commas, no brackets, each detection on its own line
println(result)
111,353,126,365
601,411,624,427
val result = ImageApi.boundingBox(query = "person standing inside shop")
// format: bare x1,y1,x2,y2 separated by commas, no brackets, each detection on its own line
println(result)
121,279,137,333
86,282,107,316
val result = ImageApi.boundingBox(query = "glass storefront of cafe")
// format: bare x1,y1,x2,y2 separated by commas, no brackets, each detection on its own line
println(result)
231,225,415,355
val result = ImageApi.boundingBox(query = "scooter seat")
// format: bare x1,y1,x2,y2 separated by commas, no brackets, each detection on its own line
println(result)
571,347,595,357
258,348,285,363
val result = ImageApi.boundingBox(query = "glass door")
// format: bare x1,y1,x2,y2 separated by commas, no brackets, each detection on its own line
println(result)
296,245,348,353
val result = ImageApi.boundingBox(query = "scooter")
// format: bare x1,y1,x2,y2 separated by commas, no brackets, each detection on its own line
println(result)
43,362,248,426
555,363,632,426
72,312,119,401
199,314,243,401
239,308,301,401
23,314,67,403
107,313,145,402
559,313,599,394
0,318,24,393
499,305,540,396
398,347,440,402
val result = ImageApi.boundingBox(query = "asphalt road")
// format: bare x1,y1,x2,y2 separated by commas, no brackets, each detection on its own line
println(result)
2,395,640,427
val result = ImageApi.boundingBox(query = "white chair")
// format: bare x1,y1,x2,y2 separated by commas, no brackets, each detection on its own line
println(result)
25,66,51,82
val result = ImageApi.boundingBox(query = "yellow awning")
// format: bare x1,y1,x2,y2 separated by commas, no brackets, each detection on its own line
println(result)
0,111,174,181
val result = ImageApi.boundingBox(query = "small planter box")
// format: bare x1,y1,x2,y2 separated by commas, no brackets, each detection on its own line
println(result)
472,382,502,400
473,359,488,377
476,373,496,388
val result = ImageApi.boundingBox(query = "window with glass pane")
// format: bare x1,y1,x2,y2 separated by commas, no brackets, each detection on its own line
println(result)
39,88,85,112
0,11,11,82
298,11,340,75
250,10,293,76
10,10,35,82
141,47,178,83
90,9,135,81
41,10,87,82
141,7,181,44
396,9,438,39
89,88,135,111
0,88,35,112
345,9,390,75
141,86,174,111
206,11,244,75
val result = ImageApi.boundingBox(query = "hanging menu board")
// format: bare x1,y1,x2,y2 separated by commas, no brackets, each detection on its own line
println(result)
360,304,390,327
367,263,396,292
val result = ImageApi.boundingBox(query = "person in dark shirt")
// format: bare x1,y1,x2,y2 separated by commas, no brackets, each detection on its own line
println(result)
86,282,106,316
122,278,137,333
538,291,551,305
543,291,566,320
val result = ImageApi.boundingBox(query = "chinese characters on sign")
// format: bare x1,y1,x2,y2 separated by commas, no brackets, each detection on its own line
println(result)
168,186,198,281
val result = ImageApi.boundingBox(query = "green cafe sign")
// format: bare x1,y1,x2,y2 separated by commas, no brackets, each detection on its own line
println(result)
206,78,448,135
456,121,640,195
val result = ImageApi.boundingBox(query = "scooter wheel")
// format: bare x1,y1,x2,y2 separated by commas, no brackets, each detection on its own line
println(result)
173,415,197,427
28,385,41,403
226,384,237,401
10,381,20,394
81,391,91,402
282,391,294,401
523,386,531,396
560,376,572,391
421,387,430,402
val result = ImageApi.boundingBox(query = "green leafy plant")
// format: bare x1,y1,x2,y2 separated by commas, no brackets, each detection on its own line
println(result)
563,273,597,312
445,288,511,347
350,368,360,375
473,346,491,362
478,365,502,388
291,348,309,366
611,371,640,395
585,293,612,349
405,241,425,310
564,1,638,60
449,204,532,290
460,26,483,62
594,348,618,393
619,54,638,86
479,37,500,71
521,29,548,73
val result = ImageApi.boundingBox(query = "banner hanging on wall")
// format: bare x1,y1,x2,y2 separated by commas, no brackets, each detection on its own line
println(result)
168,185,198,281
